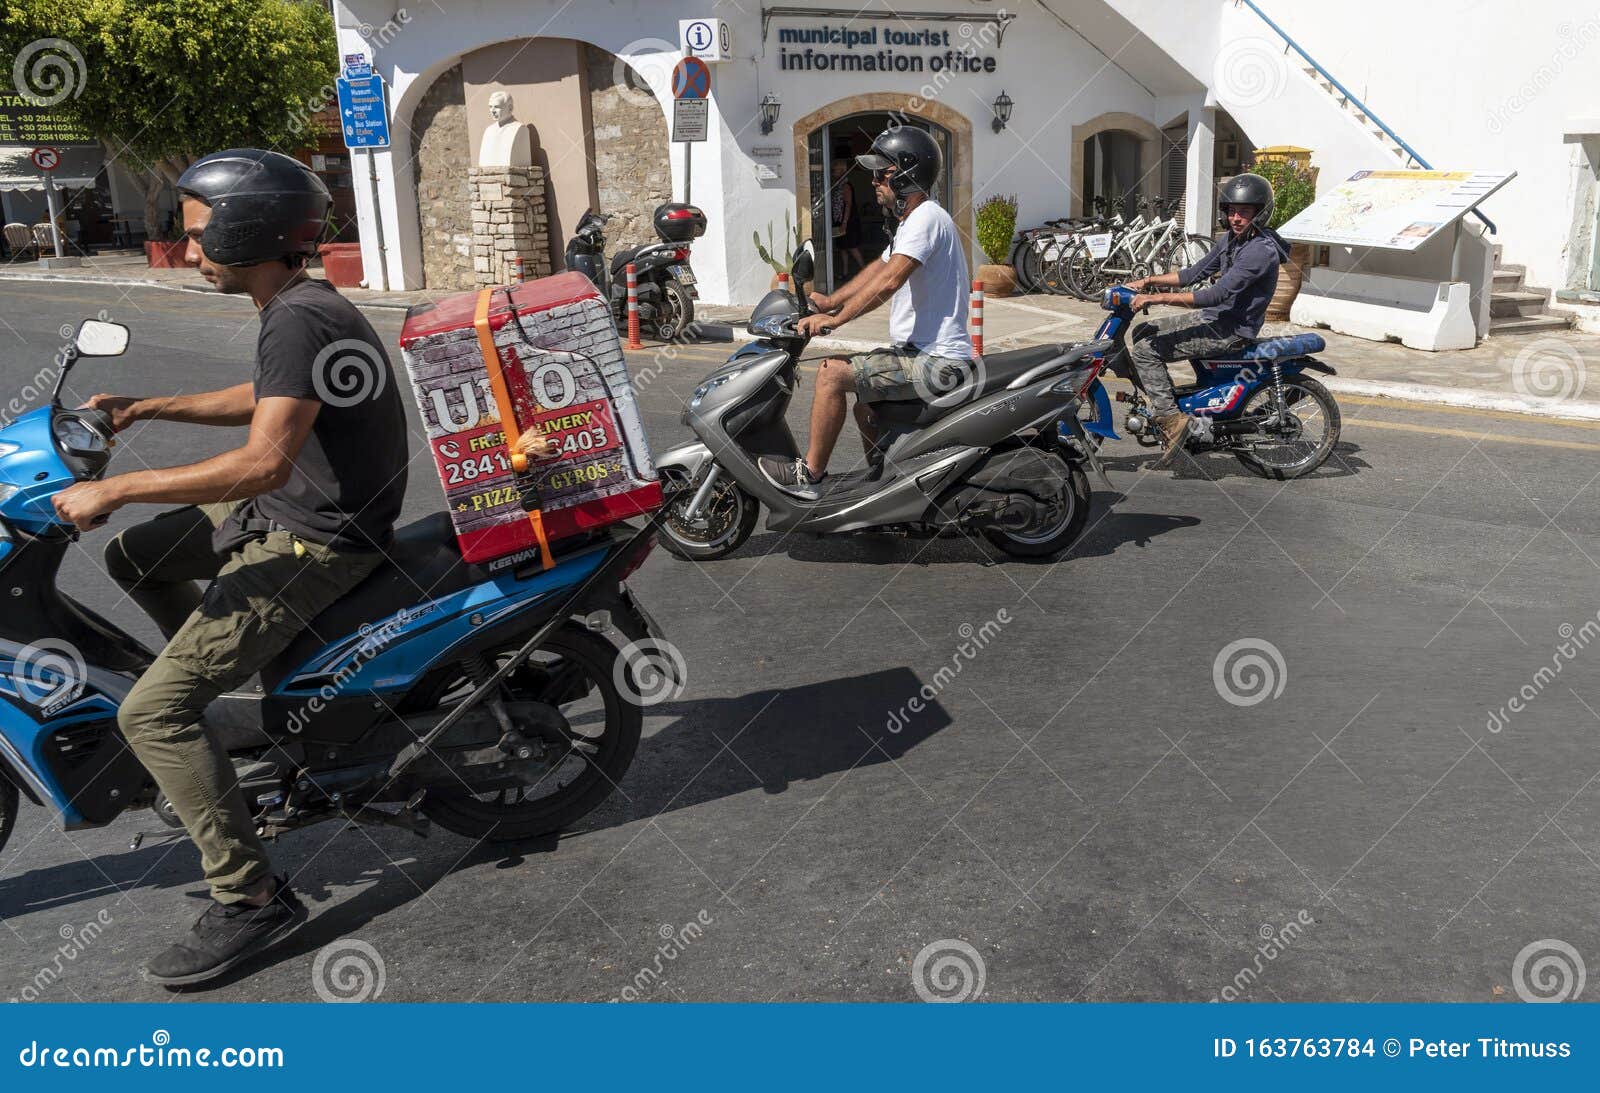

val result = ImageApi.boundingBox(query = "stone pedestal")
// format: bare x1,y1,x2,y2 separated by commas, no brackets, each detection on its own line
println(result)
469,165,551,287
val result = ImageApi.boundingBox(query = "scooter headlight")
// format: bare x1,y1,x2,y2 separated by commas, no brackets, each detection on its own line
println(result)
688,372,736,410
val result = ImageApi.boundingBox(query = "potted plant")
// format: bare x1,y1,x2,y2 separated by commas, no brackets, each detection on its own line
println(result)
753,211,804,291
974,193,1018,297
143,214,187,268
1250,155,1318,320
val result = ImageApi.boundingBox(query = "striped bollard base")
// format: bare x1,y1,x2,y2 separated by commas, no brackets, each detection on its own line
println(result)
625,262,643,350
970,278,984,358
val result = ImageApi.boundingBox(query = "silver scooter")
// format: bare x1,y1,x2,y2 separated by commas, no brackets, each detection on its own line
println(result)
653,246,1114,561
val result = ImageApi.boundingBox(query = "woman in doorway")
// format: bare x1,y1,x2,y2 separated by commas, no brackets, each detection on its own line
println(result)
829,154,863,288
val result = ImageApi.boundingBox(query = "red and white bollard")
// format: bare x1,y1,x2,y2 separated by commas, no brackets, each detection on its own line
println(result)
511,256,525,285
625,262,642,350
777,271,790,294
970,279,984,358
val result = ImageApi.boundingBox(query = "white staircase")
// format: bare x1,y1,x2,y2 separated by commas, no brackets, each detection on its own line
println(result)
1489,248,1574,335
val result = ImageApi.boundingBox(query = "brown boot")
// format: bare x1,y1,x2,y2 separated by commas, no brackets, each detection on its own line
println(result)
1153,413,1192,467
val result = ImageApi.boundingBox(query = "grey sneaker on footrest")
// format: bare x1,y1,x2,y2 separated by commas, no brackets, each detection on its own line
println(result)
758,455,824,500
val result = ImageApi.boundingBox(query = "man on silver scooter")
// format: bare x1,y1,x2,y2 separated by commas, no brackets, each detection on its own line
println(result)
758,125,974,500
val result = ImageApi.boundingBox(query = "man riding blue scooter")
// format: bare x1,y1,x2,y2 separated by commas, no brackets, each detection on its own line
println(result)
50,148,410,986
1120,172,1290,466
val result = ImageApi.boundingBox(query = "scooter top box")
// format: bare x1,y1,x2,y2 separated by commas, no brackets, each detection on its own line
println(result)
399,271,660,569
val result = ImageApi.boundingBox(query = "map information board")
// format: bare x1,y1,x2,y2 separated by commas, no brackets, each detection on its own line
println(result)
1279,169,1514,251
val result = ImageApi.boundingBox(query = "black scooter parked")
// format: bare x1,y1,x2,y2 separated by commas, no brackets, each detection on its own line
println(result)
564,202,706,341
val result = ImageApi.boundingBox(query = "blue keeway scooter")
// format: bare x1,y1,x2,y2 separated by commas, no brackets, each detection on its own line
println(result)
1063,286,1342,479
0,319,673,858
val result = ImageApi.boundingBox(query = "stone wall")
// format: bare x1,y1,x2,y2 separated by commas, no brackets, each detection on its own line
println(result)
470,166,551,286
411,64,475,291
584,45,673,253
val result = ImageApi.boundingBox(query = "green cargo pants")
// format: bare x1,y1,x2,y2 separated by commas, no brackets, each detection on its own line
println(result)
105,502,382,903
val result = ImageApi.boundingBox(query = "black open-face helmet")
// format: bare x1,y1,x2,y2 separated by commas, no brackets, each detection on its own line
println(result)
176,148,330,267
856,125,942,217
1218,172,1275,231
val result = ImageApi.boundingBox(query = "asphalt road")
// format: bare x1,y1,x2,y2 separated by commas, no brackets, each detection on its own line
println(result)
2,280,1598,1004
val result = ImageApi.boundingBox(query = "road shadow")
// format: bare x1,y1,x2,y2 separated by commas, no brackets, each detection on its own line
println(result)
1099,439,1369,482
19,668,952,992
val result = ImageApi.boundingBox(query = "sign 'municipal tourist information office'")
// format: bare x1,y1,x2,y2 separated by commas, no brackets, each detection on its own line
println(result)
329,0,1570,320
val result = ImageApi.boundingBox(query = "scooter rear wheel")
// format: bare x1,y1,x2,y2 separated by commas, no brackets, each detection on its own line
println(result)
422,627,642,842
982,460,1092,559
658,467,759,561
1232,375,1341,479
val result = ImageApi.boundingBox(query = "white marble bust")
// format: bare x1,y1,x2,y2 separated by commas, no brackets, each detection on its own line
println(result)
478,91,532,167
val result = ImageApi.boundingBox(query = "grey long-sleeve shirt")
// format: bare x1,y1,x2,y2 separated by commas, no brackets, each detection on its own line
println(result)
1177,225,1291,337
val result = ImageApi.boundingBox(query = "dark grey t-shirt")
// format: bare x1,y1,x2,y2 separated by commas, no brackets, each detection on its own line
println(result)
229,278,408,551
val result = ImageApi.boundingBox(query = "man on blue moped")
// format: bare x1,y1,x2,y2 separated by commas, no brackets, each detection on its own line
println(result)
1121,173,1290,465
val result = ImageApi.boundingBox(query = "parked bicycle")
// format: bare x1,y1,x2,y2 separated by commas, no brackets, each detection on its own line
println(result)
1060,199,1212,301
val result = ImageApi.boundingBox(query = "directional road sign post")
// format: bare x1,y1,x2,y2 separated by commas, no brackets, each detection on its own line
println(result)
335,71,392,289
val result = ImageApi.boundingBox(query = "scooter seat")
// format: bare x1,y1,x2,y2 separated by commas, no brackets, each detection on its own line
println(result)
259,513,490,691
869,343,1080,428
1198,333,1326,365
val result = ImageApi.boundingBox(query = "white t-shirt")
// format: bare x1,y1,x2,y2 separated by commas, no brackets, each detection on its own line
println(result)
882,199,973,359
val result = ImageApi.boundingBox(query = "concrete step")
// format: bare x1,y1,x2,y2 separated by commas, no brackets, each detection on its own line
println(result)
1492,268,1523,289
1489,313,1574,335
1490,289,1548,318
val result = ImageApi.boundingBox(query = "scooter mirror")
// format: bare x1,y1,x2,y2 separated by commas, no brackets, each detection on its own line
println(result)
791,242,814,287
75,319,129,357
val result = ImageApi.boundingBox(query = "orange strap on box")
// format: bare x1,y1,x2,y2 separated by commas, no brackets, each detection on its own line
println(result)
473,288,555,570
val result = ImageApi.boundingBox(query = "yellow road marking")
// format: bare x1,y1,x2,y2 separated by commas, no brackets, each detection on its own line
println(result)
1347,416,1600,453
1339,393,1600,430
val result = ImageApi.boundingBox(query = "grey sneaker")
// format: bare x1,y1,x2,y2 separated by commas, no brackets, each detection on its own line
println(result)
143,875,308,986
758,455,824,500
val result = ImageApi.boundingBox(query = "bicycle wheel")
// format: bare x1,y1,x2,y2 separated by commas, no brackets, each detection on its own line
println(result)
1060,243,1105,300
1039,238,1071,295
1015,238,1045,294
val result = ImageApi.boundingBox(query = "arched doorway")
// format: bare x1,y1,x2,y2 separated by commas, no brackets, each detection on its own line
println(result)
1069,112,1164,219
794,94,973,291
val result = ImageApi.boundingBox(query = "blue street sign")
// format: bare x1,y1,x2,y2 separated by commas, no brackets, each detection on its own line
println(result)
335,73,390,149
672,57,711,100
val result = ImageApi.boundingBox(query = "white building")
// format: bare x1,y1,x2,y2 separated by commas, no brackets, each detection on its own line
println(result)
332,0,1600,333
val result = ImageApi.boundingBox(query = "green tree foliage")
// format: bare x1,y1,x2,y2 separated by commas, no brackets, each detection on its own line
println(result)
1,0,337,234
975,192,1017,266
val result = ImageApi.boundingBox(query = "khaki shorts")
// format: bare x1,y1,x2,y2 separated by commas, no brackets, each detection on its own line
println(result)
850,345,976,403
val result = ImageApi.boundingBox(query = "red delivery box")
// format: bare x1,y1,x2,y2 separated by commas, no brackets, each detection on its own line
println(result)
398,271,661,569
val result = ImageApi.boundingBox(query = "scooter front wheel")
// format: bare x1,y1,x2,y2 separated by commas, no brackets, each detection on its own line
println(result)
658,466,759,561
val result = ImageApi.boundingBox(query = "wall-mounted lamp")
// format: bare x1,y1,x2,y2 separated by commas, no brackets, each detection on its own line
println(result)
759,92,781,135
991,90,1013,133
